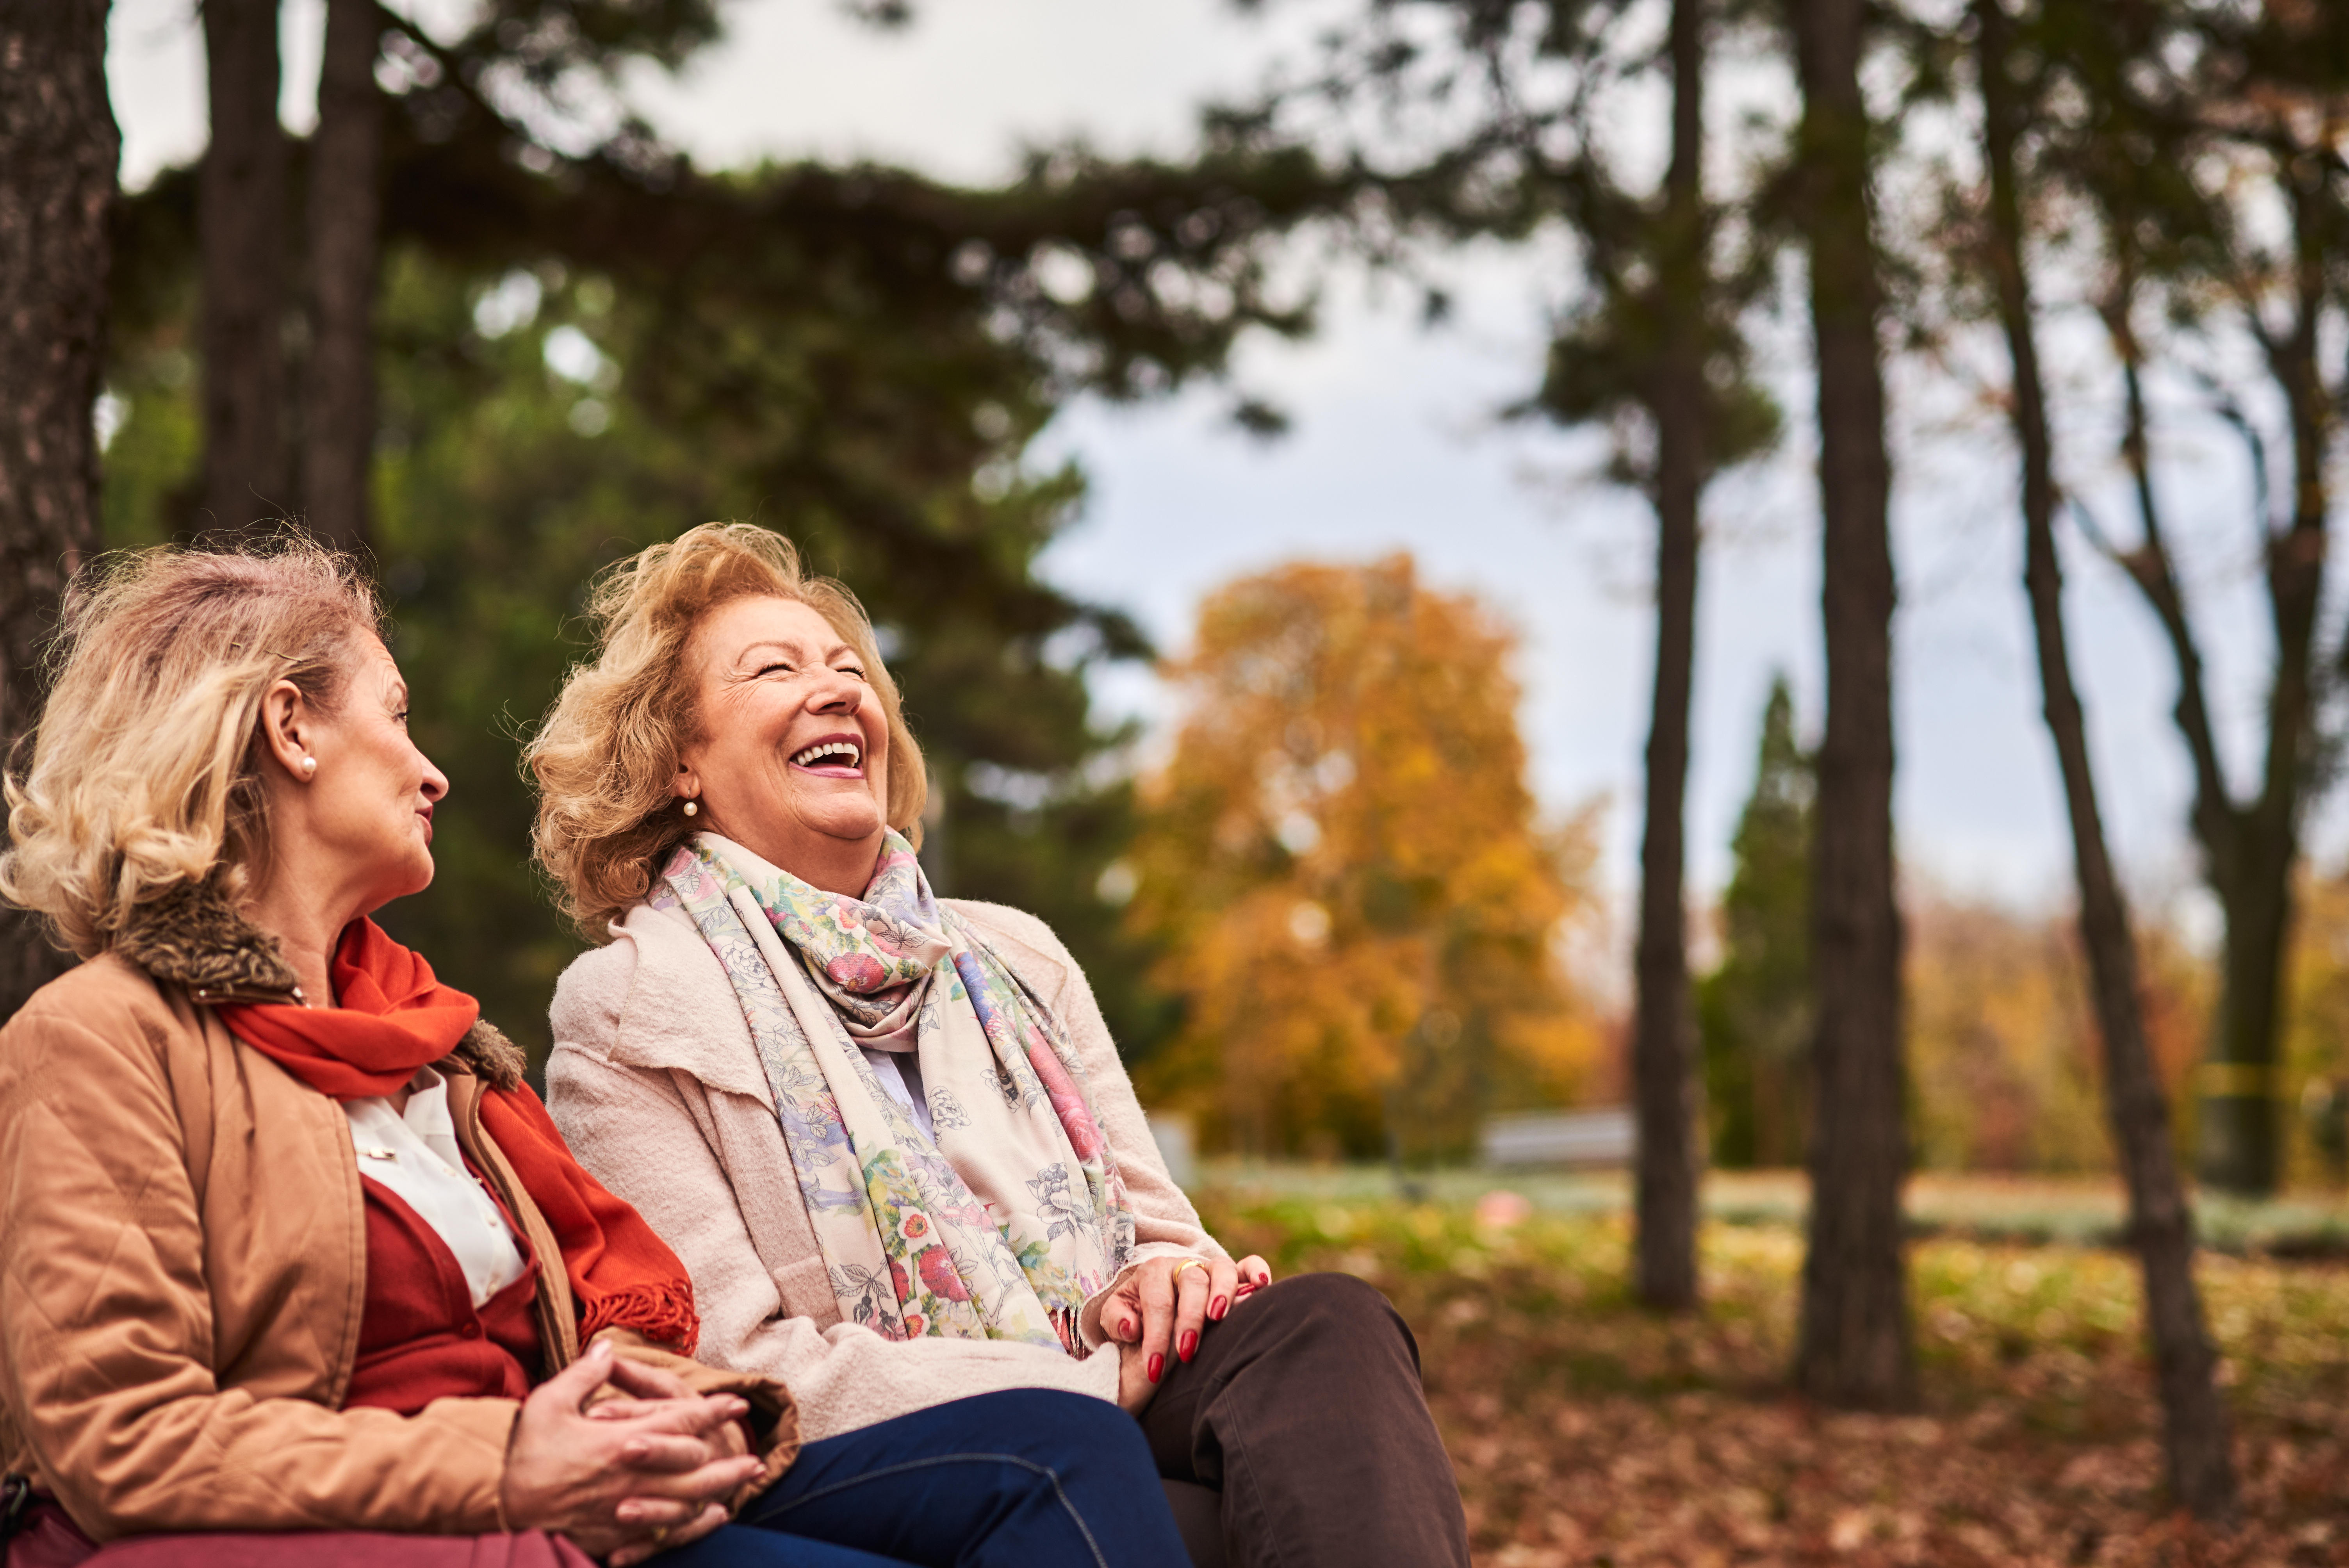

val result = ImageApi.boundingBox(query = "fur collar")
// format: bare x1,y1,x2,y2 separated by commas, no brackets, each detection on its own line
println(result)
115,880,528,1091
114,878,303,1000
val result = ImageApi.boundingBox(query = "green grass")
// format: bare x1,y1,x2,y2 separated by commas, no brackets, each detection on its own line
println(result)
1195,1159,2349,1254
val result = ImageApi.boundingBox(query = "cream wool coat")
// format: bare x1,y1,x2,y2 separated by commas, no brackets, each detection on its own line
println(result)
547,896,1225,1442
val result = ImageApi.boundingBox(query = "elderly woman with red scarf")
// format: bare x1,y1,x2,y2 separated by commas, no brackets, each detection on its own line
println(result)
0,542,1188,1568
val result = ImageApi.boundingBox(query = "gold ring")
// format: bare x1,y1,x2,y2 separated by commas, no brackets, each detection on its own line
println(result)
651,1526,671,1547
1171,1259,1209,1284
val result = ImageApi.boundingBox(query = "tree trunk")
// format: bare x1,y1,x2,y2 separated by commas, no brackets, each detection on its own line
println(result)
2195,175,2326,1194
2201,854,2293,1193
301,0,383,554
0,0,115,1014
2093,148,2329,1201
1976,0,2235,1516
200,0,289,534
1789,0,1913,1409
1631,0,1707,1312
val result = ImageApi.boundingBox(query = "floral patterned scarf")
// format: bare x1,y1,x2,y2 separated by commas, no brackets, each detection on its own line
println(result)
657,830,1134,1353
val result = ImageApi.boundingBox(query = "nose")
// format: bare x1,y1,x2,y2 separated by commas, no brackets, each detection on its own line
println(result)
419,756,449,803
805,671,863,716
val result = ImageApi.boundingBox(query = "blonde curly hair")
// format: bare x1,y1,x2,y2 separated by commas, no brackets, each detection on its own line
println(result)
528,523,928,938
0,538,383,958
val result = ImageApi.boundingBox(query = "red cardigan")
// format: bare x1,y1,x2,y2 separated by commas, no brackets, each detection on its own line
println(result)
345,1176,544,1416
4,1186,571,1567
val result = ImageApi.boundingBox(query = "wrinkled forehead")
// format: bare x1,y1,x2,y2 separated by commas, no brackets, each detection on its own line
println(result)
335,629,403,695
692,593,852,670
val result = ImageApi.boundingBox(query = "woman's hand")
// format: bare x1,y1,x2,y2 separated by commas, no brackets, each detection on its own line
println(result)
1097,1254,1274,1388
501,1341,765,1566
1114,1337,1158,1415
584,1355,754,1465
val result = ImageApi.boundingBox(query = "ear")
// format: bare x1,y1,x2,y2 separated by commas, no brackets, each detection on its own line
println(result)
257,679,315,784
673,757,699,803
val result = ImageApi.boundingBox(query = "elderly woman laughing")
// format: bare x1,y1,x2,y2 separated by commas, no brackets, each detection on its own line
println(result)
530,523,1470,1568
0,540,1187,1568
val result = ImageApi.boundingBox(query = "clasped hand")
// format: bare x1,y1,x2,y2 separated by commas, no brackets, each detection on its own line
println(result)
501,1338,765,1565
1093,1252,1273,1413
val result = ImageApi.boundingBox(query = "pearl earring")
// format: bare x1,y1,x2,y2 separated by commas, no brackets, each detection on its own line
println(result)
300,756,318,777
682,799,698,818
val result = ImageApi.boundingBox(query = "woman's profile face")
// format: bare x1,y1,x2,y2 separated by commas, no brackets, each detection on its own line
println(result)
677,595,893,883
300,635,447,913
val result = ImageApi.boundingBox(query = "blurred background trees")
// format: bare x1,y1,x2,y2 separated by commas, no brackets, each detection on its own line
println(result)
1124,556,1604,1164
1699,677,1812,1172
1968,0,2233,1500
62,1,2349,1196
93,0,1353,1055
0,0,114,1015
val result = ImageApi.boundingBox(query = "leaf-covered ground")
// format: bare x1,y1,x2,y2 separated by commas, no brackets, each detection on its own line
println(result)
1194,1184,2349,1566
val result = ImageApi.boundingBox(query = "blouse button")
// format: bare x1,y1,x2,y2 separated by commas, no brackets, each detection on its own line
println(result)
461,1322,481,1340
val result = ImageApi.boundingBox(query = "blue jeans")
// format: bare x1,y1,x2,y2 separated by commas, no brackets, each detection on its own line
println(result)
661,1388,1190,1568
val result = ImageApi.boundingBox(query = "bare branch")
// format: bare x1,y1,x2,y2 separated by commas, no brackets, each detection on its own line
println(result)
2062,495,2126,564
2183,367,2276,540
2096,276,2240,874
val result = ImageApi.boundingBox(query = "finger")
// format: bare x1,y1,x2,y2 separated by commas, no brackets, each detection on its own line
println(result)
609,1503,730,1568
1171,1261,1210,1365
670,1500,733,1549
616,1433,725,1474
587,1396,660,1421
608,1454,767,1506
1238,1254,1273,1288
535,1336,618,1412
606,1393,751,1440
710,1417,752,1461
1205,1255,1241,1322
1116,1340,1157,1416
1109,1285,1143,1345
615,1495,708,1529
606,1355,699,1403
1137,1260,1176,1385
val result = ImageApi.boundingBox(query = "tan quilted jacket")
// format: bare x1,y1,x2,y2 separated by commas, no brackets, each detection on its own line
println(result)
0,886,793,1543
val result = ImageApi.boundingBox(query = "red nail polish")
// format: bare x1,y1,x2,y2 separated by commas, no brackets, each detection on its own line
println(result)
1210,1296,1228,1320
1120,1317,1135,1340
1179,1329,1198,1361
1148,1353,1164,1383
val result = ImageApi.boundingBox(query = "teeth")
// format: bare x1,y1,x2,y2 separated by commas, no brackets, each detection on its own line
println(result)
791,741,861,769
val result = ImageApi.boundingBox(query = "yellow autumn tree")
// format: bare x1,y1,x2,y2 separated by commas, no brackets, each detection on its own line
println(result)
1125,554,1603,1160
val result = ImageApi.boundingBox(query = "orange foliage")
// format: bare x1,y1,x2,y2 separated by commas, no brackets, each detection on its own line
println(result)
1125,556,1602,1158
1904,891,2208,1175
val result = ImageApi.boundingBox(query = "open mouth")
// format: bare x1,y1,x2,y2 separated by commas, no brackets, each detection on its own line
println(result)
789,735,865,778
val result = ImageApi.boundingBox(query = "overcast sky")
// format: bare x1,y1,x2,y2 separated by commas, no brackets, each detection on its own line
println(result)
107,0,2322,935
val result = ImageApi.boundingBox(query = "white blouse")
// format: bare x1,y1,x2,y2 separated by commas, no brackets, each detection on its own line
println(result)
344,1068,529,1307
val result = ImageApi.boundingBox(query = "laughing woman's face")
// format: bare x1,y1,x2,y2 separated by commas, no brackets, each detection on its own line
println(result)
674,595,893,895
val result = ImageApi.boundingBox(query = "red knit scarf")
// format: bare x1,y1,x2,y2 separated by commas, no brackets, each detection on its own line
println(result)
221,920,699,1354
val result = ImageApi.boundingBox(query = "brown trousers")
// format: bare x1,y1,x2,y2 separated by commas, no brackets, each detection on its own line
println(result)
1139,1272,1471,1568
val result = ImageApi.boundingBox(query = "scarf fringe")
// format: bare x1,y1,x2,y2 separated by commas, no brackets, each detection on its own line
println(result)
579,1282,701,1358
